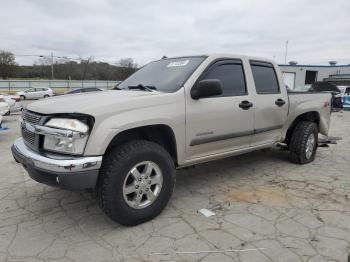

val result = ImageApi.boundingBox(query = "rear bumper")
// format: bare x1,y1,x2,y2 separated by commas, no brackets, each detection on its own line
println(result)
12,137,102,190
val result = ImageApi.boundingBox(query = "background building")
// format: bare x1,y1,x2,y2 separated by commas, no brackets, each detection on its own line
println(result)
279,62,350,89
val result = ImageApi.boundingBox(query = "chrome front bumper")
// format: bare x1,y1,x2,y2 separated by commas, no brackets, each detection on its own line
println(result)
13,137,102,173
12,137,103,190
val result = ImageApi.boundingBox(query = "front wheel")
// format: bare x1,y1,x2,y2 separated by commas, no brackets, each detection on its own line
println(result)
20,95,25,100
289,121,318,164
43,94,49,98
97,140,175,226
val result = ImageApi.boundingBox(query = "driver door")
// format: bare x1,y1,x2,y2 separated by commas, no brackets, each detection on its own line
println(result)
185,59,254,160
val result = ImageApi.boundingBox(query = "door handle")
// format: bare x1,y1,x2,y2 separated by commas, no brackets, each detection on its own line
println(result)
239,100,253,110
275,98,286,107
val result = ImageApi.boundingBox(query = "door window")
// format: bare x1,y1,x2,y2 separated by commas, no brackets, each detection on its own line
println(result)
250,61,280,94
201,61,246,96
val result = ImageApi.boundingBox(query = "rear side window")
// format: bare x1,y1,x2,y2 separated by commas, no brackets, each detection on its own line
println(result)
250,61,280,94
202,61,246,96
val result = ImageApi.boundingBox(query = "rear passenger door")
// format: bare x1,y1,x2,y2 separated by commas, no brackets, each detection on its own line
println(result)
249,61,288,146
185,59,254,160
34,88,44,99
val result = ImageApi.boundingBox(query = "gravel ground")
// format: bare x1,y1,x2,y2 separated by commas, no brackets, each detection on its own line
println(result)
0,110,349,262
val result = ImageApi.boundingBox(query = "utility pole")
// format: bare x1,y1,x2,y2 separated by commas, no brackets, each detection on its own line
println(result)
51,52,54,79
284,40,289,64
15,53,79,80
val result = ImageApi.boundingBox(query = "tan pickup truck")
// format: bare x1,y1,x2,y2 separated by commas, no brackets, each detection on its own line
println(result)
12,54,332,225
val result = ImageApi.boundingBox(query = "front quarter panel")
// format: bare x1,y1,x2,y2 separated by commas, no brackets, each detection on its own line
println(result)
83,91,186,163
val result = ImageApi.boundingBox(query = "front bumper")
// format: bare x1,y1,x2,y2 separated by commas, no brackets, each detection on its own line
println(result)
12,137,103,190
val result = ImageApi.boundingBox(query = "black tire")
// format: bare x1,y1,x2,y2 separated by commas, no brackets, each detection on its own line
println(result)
20,95,25,100
97,140,176,226
289,121,318,164
43,94,49,98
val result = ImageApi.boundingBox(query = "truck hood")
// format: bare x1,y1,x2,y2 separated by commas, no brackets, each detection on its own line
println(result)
27,90,173,117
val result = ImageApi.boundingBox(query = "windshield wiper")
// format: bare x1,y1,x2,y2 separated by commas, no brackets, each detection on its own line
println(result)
127,84,157,92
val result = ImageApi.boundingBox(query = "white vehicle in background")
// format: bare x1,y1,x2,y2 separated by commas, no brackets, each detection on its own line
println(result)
337,86,350,97
16,88,53,100
0,96,10,127
0,94,23,114
0,99,10,116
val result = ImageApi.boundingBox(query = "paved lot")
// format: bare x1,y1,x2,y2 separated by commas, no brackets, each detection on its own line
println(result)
0,111,349,262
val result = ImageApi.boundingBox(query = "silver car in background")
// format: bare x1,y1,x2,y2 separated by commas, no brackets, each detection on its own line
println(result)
16,87,53,100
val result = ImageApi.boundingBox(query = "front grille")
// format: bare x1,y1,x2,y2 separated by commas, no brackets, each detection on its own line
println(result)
23,110,42,125
22,127,35,145
21,110,44,150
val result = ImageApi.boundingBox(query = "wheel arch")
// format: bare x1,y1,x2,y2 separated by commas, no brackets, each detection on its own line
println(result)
105,124,178,166
284,111,320,146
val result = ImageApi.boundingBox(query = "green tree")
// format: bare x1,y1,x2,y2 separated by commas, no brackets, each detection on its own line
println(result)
0,50,17,79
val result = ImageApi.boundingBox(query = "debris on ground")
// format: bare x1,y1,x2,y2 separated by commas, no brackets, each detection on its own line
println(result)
198,208,216,217
149,247,267,256
319,136,342,146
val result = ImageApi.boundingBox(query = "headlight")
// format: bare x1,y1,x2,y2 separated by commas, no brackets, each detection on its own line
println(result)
45,118,89,133
43,118,89,155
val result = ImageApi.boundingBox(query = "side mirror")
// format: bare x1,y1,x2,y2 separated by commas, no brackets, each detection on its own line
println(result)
191,79,223,99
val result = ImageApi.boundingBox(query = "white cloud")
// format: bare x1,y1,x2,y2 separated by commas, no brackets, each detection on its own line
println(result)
1,0,349,65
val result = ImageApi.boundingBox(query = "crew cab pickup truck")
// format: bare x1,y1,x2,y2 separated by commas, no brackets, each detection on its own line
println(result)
12,54,332,225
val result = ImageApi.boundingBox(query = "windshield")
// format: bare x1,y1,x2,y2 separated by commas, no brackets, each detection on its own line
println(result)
117,56,206,93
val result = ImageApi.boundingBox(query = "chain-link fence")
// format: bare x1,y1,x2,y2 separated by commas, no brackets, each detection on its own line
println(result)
0,80,121,94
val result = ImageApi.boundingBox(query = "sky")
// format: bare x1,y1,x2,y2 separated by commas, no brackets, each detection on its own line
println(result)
1,0,349,66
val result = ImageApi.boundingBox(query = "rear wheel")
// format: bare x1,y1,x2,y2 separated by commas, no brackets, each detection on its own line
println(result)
289,121,318,164
97,140,175,226
43,94,49,98
20,95,25,100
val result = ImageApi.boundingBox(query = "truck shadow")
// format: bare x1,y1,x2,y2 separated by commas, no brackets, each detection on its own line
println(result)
20,148,293,228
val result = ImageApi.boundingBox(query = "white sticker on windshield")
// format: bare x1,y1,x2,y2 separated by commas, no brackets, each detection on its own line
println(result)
167,60,189,67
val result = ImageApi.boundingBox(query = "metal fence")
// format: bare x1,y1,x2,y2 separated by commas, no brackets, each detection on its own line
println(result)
0,80,121,93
